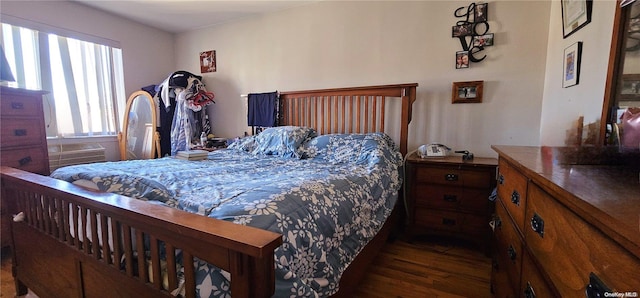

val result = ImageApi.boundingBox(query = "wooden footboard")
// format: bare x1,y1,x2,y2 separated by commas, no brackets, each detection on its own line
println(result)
1,166,282,298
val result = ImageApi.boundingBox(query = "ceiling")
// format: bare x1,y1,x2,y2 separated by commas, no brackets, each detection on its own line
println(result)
73,0,316,33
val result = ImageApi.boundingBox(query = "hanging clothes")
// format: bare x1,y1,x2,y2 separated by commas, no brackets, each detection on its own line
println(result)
248,91,278,128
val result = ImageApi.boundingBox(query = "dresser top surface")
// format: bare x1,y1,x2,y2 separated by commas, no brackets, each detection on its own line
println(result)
492,145,640,253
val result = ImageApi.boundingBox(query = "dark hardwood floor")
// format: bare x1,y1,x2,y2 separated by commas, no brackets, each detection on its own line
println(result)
0,236,491,298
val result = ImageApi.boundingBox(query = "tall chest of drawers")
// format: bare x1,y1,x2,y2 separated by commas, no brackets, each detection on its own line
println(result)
1,86,49,247
491,146,640,298
405,154,497,251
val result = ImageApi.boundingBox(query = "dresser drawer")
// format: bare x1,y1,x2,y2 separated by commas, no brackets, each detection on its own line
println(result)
414,166,492,188
1,147,49,175
0,94,42,117
520,249,557,298
497,158,527,234
413,184,489,212
491,255,518,298
1,117,46,147
494,199,522,294
525,183,640,296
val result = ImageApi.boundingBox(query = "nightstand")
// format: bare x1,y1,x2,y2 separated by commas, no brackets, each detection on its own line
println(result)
405,153,497,252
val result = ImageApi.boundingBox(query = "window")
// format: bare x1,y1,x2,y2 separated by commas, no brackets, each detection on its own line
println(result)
1,22,125,138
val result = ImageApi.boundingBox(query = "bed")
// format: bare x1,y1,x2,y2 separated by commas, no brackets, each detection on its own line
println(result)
1,83,417,298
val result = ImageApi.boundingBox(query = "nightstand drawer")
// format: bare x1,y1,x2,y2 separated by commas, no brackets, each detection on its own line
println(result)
415,208,462,232
1,146,49,175
414,184,490,212
1,117,46,147
414,166,492,188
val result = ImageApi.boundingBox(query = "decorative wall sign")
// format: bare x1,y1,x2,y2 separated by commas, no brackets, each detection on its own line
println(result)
563,41,582,88
561,0,592,39
200,50,216,73
452,81,484,103
452,2,493,69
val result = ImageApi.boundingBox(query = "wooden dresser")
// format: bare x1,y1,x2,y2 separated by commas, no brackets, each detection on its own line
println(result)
491,146,640,297
1,86,49,248
405,153,497,251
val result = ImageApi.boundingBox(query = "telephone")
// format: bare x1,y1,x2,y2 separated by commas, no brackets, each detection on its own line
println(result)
417,144,451,158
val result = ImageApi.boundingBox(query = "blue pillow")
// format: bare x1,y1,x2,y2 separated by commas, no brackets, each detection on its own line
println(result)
227,135,258,152
251,126,317,158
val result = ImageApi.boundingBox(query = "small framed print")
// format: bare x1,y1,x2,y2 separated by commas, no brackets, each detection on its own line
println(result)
452,23,473,37
456,51,469,69
473,33,494,47
563,42,582,88
475,3,488,22
200,50,216,73
452,80,484,103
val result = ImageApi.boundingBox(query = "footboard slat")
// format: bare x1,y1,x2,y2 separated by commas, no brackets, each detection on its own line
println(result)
2,167,282,298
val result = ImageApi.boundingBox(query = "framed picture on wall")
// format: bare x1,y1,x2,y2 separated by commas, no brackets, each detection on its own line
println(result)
561,0,592,38
563,41,582,88
200,50,216,73
452,81,484,103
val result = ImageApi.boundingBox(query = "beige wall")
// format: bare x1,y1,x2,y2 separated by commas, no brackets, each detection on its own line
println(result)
540,0,616,146
176,0,553,157
1,0,619,159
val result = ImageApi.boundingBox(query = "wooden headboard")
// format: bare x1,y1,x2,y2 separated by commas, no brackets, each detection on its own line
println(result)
279,83,418,155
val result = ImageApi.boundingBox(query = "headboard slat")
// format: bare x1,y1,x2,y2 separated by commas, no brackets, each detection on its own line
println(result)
279,83,417,155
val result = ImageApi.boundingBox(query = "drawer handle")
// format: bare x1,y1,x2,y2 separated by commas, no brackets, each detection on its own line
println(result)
443,194,458,202
18,156,32,166
11,102,24,109
14,129,27,136
585,272,611,298
531,213,545,238
498,174,504,185
524,282,536,298
442,218,456,226
494,216,502,229
445,173,459,181
507,245,517,262
511,190,520,206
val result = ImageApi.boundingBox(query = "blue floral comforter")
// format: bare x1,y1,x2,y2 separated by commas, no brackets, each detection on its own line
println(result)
50,131,403,297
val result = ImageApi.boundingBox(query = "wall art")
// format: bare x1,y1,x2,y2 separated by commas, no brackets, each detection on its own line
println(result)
200,50,216,73
452,2,494,69
452,80,484,103
561,0,592,39
563,41,582,88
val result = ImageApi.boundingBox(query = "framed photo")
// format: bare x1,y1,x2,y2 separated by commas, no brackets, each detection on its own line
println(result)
561,0,592,38
563,41,582,88
475,3,488,23
455,51,469,69
452,24,473,37
473,33,494,47
452,81,484,103
200,50,216,73
618,73,640,101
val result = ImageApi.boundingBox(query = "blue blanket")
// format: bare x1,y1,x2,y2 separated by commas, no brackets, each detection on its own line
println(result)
51,132,402,297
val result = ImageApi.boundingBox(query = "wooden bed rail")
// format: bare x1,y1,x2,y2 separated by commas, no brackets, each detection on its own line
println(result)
1,166,282,298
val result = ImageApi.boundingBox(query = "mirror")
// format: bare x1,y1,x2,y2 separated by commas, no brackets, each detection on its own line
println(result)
602,0,640,148
119,91,160,160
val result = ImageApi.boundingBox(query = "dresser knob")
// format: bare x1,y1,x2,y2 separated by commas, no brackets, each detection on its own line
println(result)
585,272,611,298
14,129,27,136
507,245,517,262
524,282,536,298
443,194,458,202
445,173,459,181
11,102,24,109
498,174,504,185
511,190,520,206
442,218,456,226
18,156,32,166
531,213,545,238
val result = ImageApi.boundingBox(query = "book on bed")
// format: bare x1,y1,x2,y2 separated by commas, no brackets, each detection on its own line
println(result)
176,149,209,160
